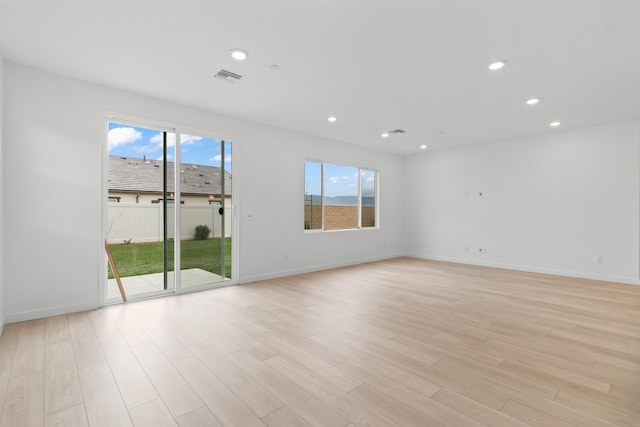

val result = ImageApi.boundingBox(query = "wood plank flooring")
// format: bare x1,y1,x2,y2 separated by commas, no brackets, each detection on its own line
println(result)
1,257,639,426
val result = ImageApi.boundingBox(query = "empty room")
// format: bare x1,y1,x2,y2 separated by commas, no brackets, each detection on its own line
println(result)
0,1,639,426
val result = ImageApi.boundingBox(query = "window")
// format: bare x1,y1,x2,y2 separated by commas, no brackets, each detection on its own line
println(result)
304,161,377,231
361,169,376,227
304,161,322,230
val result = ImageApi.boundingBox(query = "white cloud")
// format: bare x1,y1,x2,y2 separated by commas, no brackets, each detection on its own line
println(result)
150,132,177,147
181,134,203,145
155,154,174,161
342,176,350,180
329,176,340,184
108,127,141,151
211,154,232,163
348,183,357,188
150,133,201,148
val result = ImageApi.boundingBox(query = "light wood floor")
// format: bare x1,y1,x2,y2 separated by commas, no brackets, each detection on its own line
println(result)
1,257,639,427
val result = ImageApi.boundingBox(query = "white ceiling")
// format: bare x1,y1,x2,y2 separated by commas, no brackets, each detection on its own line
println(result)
1,0,639,155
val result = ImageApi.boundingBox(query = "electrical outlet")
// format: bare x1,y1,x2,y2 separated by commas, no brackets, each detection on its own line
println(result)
478,248,488,254
284,254,288,262
597,256,603,264
464,245,469,252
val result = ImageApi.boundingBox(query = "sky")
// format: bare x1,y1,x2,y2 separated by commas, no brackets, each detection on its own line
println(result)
108,123,374,198
107,122,232,172
305,161,375,198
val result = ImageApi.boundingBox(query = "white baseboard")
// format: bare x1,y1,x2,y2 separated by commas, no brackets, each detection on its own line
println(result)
4,254,401,323
6,252,633,325
240,253,403,284
407,253,640,286
5,302,101,324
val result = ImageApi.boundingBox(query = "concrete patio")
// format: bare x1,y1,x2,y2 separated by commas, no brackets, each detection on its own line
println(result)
107,268,224,300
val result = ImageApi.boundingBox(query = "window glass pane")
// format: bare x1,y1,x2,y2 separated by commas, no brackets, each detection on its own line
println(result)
361,170,376,228
107,123,175,299
324,163,359,230
304,161,322,230
179,135,232,289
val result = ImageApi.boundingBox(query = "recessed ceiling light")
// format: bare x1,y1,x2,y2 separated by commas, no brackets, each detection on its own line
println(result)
230,48,248,61
381,132,389,138
526,98,540,105
550,121,561,127
488,60,506,71
420,144,428,150
327,116,337,123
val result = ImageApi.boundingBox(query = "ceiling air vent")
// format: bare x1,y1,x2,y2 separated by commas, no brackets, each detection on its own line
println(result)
389,129,406,134
213,69,243,83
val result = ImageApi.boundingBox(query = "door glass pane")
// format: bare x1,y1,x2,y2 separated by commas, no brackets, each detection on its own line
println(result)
304,161,322,230
361,170,376,228
106,123,175,301
324,163,359,230
179,135,232,288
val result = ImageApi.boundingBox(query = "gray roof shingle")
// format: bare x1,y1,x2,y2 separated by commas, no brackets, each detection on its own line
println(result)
108,156,231,196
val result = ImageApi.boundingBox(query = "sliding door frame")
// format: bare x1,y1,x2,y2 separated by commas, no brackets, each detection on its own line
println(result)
100,112,239,305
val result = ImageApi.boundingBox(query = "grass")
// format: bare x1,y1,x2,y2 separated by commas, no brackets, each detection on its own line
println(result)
108,238,231,279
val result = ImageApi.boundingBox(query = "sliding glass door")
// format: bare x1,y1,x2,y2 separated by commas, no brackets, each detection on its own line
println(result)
106,120,232,302
177,134,232,289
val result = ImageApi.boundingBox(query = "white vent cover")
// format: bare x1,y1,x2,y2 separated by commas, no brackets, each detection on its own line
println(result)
213,69,243,83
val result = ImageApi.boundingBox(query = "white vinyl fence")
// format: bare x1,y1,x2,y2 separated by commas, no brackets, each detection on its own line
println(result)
108,202,230,243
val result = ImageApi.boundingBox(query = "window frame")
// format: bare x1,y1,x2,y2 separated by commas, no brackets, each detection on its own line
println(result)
304,159,378,232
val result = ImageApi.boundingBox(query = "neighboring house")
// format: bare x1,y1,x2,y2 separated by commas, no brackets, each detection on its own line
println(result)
108,155,231,205
107,156,232,242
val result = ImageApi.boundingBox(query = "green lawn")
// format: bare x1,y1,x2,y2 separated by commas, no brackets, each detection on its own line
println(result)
108,238,231,279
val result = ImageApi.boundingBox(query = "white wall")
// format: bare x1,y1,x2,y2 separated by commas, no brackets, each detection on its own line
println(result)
0,56,5,331
405,122,640,284
7,59,637,324
3,62,405,322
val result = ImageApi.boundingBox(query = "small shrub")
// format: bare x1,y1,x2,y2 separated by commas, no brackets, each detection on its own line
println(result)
194,224,210,240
